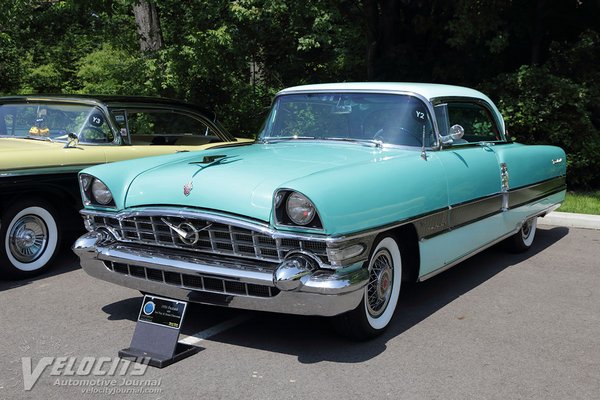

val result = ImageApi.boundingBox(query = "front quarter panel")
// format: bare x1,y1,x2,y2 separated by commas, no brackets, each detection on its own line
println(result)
278,150,448,236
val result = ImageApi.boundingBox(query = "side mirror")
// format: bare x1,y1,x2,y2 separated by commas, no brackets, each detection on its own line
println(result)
441,124,465,145
64,132,79,148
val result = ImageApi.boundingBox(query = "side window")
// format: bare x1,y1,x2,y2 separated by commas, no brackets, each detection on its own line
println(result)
446,102,500,142
124,109,219,145
79,111,114,143
1,113,12,135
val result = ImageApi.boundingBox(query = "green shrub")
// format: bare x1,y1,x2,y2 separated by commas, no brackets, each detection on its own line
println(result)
0,33,21,94
483,65,600,189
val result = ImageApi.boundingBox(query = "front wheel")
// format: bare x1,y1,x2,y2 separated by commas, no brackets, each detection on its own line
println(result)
506,216,537,253
333,236,405,340
0,200,61,279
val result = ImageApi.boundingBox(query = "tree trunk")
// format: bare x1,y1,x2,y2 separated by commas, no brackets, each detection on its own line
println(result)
133,0,164,52
365,0,379,80
530,0,546,65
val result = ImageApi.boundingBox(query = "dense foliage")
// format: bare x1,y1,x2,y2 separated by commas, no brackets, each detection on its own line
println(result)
1,0,598,187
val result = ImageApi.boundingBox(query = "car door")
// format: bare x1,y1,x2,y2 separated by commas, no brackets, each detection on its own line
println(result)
428,99,506,267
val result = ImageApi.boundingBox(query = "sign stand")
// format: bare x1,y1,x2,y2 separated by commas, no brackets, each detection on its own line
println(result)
118,295,200,368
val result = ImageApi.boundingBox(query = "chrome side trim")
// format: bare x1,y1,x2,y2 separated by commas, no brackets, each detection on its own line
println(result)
418,201,561,282
0,164,97,177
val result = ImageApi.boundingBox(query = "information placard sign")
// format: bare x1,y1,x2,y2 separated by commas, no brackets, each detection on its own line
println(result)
138,295,187,329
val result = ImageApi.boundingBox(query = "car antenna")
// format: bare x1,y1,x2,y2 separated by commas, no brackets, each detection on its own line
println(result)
420,125,428,161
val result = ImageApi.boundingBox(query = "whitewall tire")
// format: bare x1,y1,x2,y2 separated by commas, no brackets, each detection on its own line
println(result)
333,235,405,340
506,216,537,253
1,201,61,278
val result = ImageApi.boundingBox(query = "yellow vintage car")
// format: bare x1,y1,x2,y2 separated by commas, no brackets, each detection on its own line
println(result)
0,95,247,278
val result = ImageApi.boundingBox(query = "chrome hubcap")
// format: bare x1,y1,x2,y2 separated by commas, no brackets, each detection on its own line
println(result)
8,215,48,263
367,249,393,318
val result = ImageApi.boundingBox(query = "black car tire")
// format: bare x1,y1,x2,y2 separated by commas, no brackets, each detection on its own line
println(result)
332,235,406,340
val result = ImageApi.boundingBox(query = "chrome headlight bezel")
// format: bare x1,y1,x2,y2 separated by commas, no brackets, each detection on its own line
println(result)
79,173,116,208
274,189,323,230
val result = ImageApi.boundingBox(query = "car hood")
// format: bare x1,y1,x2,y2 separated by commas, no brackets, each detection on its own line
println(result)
119,142,415,225
0,137,60,151
0,138,107,172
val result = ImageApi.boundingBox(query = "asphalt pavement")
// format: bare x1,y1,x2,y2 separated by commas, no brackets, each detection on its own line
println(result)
1,221,599,400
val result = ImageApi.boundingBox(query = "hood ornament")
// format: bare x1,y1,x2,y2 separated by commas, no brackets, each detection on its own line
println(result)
161,218,213,245
183,181,193,196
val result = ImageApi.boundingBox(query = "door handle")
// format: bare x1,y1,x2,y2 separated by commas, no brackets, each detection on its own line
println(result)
551,158,563,165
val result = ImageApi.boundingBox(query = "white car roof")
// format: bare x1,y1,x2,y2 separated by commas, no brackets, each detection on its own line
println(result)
278,82,490,102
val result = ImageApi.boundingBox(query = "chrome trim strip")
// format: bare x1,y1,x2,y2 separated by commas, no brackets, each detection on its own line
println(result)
418,201,561,282
508,176,566,209
98,244,277,286
0,164,97,177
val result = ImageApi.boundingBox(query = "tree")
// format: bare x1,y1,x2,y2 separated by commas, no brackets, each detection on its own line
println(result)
132,0,163,52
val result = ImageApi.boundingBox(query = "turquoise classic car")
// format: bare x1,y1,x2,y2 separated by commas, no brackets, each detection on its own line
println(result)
74,83,566,339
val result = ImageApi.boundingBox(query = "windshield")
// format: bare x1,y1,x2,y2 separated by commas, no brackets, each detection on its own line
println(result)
260,93,436,147
0,103,114,143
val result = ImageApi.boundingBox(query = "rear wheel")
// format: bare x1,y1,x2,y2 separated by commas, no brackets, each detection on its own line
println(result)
506,216,537,253
0,200,61,279
333,235,406,340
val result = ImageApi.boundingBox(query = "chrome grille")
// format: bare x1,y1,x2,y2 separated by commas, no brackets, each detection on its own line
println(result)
91,214,328,264
105,261,279,298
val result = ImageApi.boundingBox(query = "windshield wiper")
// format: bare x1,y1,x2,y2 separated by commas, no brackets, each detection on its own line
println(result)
20,135,54,143
323,137,383,147
259,136,317,144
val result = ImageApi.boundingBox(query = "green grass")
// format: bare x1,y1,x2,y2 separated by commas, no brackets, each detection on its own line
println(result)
559,191,600,215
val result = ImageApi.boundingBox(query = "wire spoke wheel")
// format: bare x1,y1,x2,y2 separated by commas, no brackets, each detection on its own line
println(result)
366,249,394,318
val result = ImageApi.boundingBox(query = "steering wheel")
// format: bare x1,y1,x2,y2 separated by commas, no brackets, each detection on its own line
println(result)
373,126,417,144
79,126,107,143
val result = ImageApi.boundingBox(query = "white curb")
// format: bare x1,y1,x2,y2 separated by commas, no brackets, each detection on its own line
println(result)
538,211,600,230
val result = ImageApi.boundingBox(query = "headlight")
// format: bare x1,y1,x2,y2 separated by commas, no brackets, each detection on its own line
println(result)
91,179,113,205
286,192,316,226
80,173,115,207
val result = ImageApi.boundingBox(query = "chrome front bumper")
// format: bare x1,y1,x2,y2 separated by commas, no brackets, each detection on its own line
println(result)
74,232,368,316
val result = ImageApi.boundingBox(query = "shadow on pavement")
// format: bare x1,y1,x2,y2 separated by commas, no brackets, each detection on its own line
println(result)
97,226,569,364
0,245,80,292
205,226,569,363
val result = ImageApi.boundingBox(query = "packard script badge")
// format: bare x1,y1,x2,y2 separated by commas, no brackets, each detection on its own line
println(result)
183,181,193,196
